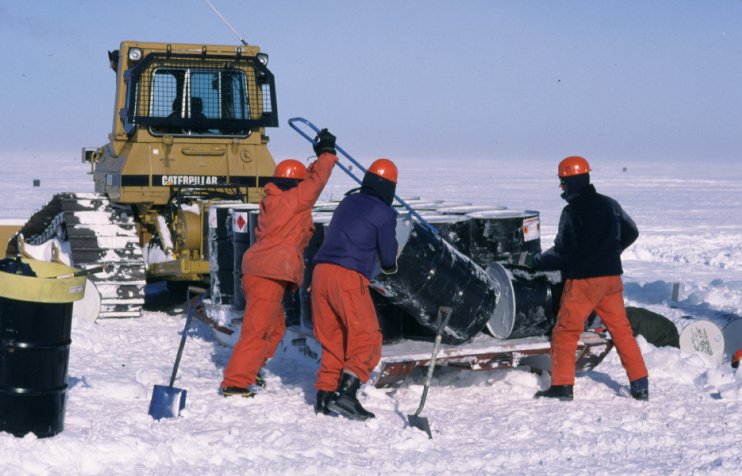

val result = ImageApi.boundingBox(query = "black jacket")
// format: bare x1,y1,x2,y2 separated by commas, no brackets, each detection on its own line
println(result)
534,184,638,279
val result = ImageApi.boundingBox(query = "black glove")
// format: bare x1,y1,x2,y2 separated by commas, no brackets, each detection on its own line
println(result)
313,128,336,156
507,251,535,269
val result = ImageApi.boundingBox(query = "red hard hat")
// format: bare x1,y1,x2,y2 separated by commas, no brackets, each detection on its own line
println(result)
558,156,592,178
273,159,307,180
367,158,398,184
733,348,742,369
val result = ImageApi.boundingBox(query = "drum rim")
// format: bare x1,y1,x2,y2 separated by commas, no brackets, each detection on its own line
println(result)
484,262,516,338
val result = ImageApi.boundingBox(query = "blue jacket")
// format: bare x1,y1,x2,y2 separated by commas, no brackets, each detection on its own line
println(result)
313,190,398,280
534,184,638,279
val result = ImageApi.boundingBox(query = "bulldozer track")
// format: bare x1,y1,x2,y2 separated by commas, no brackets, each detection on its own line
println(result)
12,192,146,318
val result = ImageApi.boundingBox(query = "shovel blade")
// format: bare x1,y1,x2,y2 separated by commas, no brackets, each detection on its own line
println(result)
149,385,187,420
407,414,432,439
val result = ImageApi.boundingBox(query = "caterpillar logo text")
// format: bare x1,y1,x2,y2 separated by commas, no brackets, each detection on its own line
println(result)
161,175,220,186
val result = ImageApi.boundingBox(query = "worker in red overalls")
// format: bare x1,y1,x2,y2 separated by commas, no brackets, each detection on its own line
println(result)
220,129,337,397
513,156,649,401
311,159,399,420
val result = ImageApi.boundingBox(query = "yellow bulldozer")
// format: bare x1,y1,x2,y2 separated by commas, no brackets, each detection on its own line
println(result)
7,40,279,317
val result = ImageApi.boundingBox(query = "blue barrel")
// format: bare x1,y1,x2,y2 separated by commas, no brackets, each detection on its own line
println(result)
0,259,85,438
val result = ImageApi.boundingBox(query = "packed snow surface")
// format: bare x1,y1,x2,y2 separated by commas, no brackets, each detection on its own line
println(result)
1,155,741,475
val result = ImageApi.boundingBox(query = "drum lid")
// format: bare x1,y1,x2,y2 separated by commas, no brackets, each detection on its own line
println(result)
484,262,516,339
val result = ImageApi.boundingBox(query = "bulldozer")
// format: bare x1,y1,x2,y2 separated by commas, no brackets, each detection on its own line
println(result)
7,40,278,318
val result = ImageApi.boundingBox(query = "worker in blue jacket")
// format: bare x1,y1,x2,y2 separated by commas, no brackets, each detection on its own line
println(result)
311,158,399,421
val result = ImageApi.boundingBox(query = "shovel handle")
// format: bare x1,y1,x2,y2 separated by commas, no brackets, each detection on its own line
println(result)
168,291,206,387
413,306,453,417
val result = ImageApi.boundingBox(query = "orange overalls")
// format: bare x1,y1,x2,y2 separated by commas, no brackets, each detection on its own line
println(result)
551,276,648,386
221,153,336,389
311,263,383,391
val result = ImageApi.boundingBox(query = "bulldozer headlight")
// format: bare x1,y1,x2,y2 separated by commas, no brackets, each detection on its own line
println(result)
128,48,143,62
257,53,269,66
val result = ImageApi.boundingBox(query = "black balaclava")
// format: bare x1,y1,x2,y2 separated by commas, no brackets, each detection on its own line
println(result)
271,177,301,191
360,172,396,205
561,173,590,201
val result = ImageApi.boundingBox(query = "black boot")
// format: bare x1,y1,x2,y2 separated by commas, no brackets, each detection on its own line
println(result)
630,377,649,401
314,390,334,415
535,385,574,401
220,386,256,398
327,373,375,421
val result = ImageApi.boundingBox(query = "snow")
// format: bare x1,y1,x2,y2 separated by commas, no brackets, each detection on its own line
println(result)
1,154,742,475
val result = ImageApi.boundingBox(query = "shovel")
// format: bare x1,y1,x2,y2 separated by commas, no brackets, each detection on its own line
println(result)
407,306,453,439
148,286,207,420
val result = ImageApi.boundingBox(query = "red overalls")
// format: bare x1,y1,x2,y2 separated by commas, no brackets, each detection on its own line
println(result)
311,263,383,392
551,276,648,386
221,154,336,389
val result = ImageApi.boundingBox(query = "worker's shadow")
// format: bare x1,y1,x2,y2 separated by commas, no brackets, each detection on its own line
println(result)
582,371,625,395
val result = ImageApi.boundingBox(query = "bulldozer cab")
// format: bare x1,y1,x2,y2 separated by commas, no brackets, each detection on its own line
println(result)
87,41,278,207
117,45,277,137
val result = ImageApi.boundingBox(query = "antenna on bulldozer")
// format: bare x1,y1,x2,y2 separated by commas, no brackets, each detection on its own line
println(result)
204,0,248,46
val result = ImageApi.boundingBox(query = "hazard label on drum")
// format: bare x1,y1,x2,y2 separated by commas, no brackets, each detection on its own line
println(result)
523,216,540,242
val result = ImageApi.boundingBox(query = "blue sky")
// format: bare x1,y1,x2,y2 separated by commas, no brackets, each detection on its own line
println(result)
0,1,740,164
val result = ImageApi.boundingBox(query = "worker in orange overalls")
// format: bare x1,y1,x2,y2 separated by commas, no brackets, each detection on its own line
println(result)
220,129,337,397
512,156,649,401
311,159,399,420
